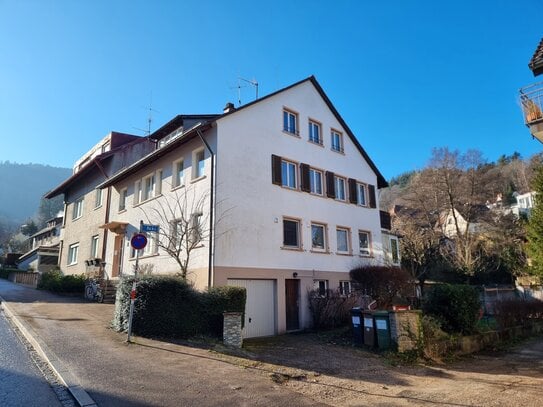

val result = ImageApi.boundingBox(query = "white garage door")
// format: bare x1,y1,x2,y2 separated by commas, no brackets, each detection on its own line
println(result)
227,279,276,338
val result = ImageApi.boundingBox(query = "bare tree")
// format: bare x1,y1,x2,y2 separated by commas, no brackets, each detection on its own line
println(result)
138,185,210,281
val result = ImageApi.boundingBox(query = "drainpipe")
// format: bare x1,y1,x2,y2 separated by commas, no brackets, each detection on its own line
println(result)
197,129,215,288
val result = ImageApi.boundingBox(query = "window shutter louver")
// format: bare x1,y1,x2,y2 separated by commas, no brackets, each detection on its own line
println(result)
368,184,377,208
300,163,310,192
325,171,335,198
348,178,357,204
271,155,282,185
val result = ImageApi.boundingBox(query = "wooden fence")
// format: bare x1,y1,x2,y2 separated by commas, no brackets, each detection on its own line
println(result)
8,271,40,288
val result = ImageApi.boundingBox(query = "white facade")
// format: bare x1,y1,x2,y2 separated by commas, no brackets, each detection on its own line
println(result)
99,77,389,337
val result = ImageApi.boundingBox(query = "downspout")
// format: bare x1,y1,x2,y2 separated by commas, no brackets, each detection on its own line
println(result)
197,128,215,288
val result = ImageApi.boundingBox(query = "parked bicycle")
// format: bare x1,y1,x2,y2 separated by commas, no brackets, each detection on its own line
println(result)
85,278,104,303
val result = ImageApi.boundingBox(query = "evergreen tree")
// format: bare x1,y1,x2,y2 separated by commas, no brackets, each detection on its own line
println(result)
526,165,543,279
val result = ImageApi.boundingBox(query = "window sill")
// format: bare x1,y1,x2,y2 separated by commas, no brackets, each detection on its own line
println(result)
67,263,77,267
308,140,324,147
171,184,185,192
134,194,163,207
94,205,103,211
359,254,373,258
282,130,300,138
72,216,82,222
310,249,330,254
281,246,303,252
118,209,127,214
331,148,345,155
190,175,207,184
336,252,353,256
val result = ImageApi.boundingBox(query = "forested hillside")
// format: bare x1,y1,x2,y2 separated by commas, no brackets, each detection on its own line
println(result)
0,161,70,224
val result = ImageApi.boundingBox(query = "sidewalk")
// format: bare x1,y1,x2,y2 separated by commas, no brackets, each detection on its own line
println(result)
0,279,324,407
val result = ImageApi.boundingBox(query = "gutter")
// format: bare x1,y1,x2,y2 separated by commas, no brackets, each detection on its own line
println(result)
197,129,215,288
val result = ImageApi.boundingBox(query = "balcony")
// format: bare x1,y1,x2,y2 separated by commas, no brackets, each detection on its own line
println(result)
519,82,543,143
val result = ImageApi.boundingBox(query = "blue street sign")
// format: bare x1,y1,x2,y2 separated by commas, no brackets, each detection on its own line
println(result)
141,224,160,233
130,233,148,250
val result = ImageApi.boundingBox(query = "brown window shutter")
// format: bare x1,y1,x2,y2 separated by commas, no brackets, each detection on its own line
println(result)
368,184,377,208
271,155,282,185
325,171,335,198
300,163,310,192
348,178,357,204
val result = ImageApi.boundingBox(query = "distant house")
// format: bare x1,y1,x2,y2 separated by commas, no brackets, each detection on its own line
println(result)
511,191,537,218
17,215,63,272
436,206,490,239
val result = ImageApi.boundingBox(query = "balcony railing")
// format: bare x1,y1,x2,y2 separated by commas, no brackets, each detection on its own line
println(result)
519,82,543,124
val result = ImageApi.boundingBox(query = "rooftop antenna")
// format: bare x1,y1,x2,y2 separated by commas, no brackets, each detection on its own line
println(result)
229,77,259,106
133,93,160,136
239,77,258,101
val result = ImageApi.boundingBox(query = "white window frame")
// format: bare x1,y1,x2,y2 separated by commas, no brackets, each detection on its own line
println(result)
331,129,344,153
282,217,301,249
193,149,205,180
281,160,298,189
190,213,204,246
358,230,372,257
308,120,322,144
390,236,400,264
336,227,351,254
339,281,352,296
90,235,99,258
314,279,328,297
95,189,103,209
119,187,128,212
335,176,346,201
309,168,323,195
357,183,367,206
172,159,185,189
67,243,79,265
72,198,83,220
283,108,298,135
141,173,156,202
310,222,327,252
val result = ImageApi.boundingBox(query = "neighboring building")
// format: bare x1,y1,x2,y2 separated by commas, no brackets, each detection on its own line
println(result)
45,132,158,277
17,215,63,272
519,37,543,143
97,76,389,337
511,191,537,218
436,206,490,239
380,210,401,266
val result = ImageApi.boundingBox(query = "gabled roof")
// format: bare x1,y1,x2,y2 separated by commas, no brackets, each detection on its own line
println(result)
100,76,387,189
529,37,543,77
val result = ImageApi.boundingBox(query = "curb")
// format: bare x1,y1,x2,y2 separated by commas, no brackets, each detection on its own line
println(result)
0,296,98,407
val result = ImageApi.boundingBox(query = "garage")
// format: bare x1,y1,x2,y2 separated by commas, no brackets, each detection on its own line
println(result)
227,279,276,338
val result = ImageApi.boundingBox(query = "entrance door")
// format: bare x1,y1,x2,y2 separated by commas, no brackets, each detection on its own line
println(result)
285,279,300,331
111,235,124,277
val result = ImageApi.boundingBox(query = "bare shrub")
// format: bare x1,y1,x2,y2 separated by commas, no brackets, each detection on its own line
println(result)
349,265,412,309
308,289,358,330
494,299,543,329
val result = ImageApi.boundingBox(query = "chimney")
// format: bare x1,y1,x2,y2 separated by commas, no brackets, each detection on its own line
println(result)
223,102,236,114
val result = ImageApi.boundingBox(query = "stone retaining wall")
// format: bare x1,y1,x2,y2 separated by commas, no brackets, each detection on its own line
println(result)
223,312,243,348
389,310,422,352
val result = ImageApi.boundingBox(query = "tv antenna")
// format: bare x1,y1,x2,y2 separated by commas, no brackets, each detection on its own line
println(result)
230,77,258,106
133,94,160,136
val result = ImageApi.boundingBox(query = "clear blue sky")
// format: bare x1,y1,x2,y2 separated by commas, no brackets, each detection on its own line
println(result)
1,1,542,180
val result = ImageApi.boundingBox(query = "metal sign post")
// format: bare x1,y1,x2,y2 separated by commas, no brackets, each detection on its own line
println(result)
127,224,148,343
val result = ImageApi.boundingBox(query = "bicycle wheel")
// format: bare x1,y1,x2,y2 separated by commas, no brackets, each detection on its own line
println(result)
85,284,94,300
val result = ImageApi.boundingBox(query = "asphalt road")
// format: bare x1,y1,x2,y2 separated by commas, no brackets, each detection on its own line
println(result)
0,310,61,407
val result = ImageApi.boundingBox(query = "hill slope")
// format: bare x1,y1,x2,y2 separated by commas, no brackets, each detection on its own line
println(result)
0,161,71,224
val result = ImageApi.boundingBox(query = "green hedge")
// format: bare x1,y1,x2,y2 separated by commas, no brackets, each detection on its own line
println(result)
112,276,246,339
423,284,480,334
37,270,86,293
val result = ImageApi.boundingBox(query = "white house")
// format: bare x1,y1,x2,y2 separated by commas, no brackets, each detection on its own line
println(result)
97,76,389,338
16,215,63,272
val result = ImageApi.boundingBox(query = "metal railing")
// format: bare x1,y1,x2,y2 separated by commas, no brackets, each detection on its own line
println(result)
519,82,543,124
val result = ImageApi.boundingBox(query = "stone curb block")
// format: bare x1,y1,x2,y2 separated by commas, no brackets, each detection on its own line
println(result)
0,295,98,407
